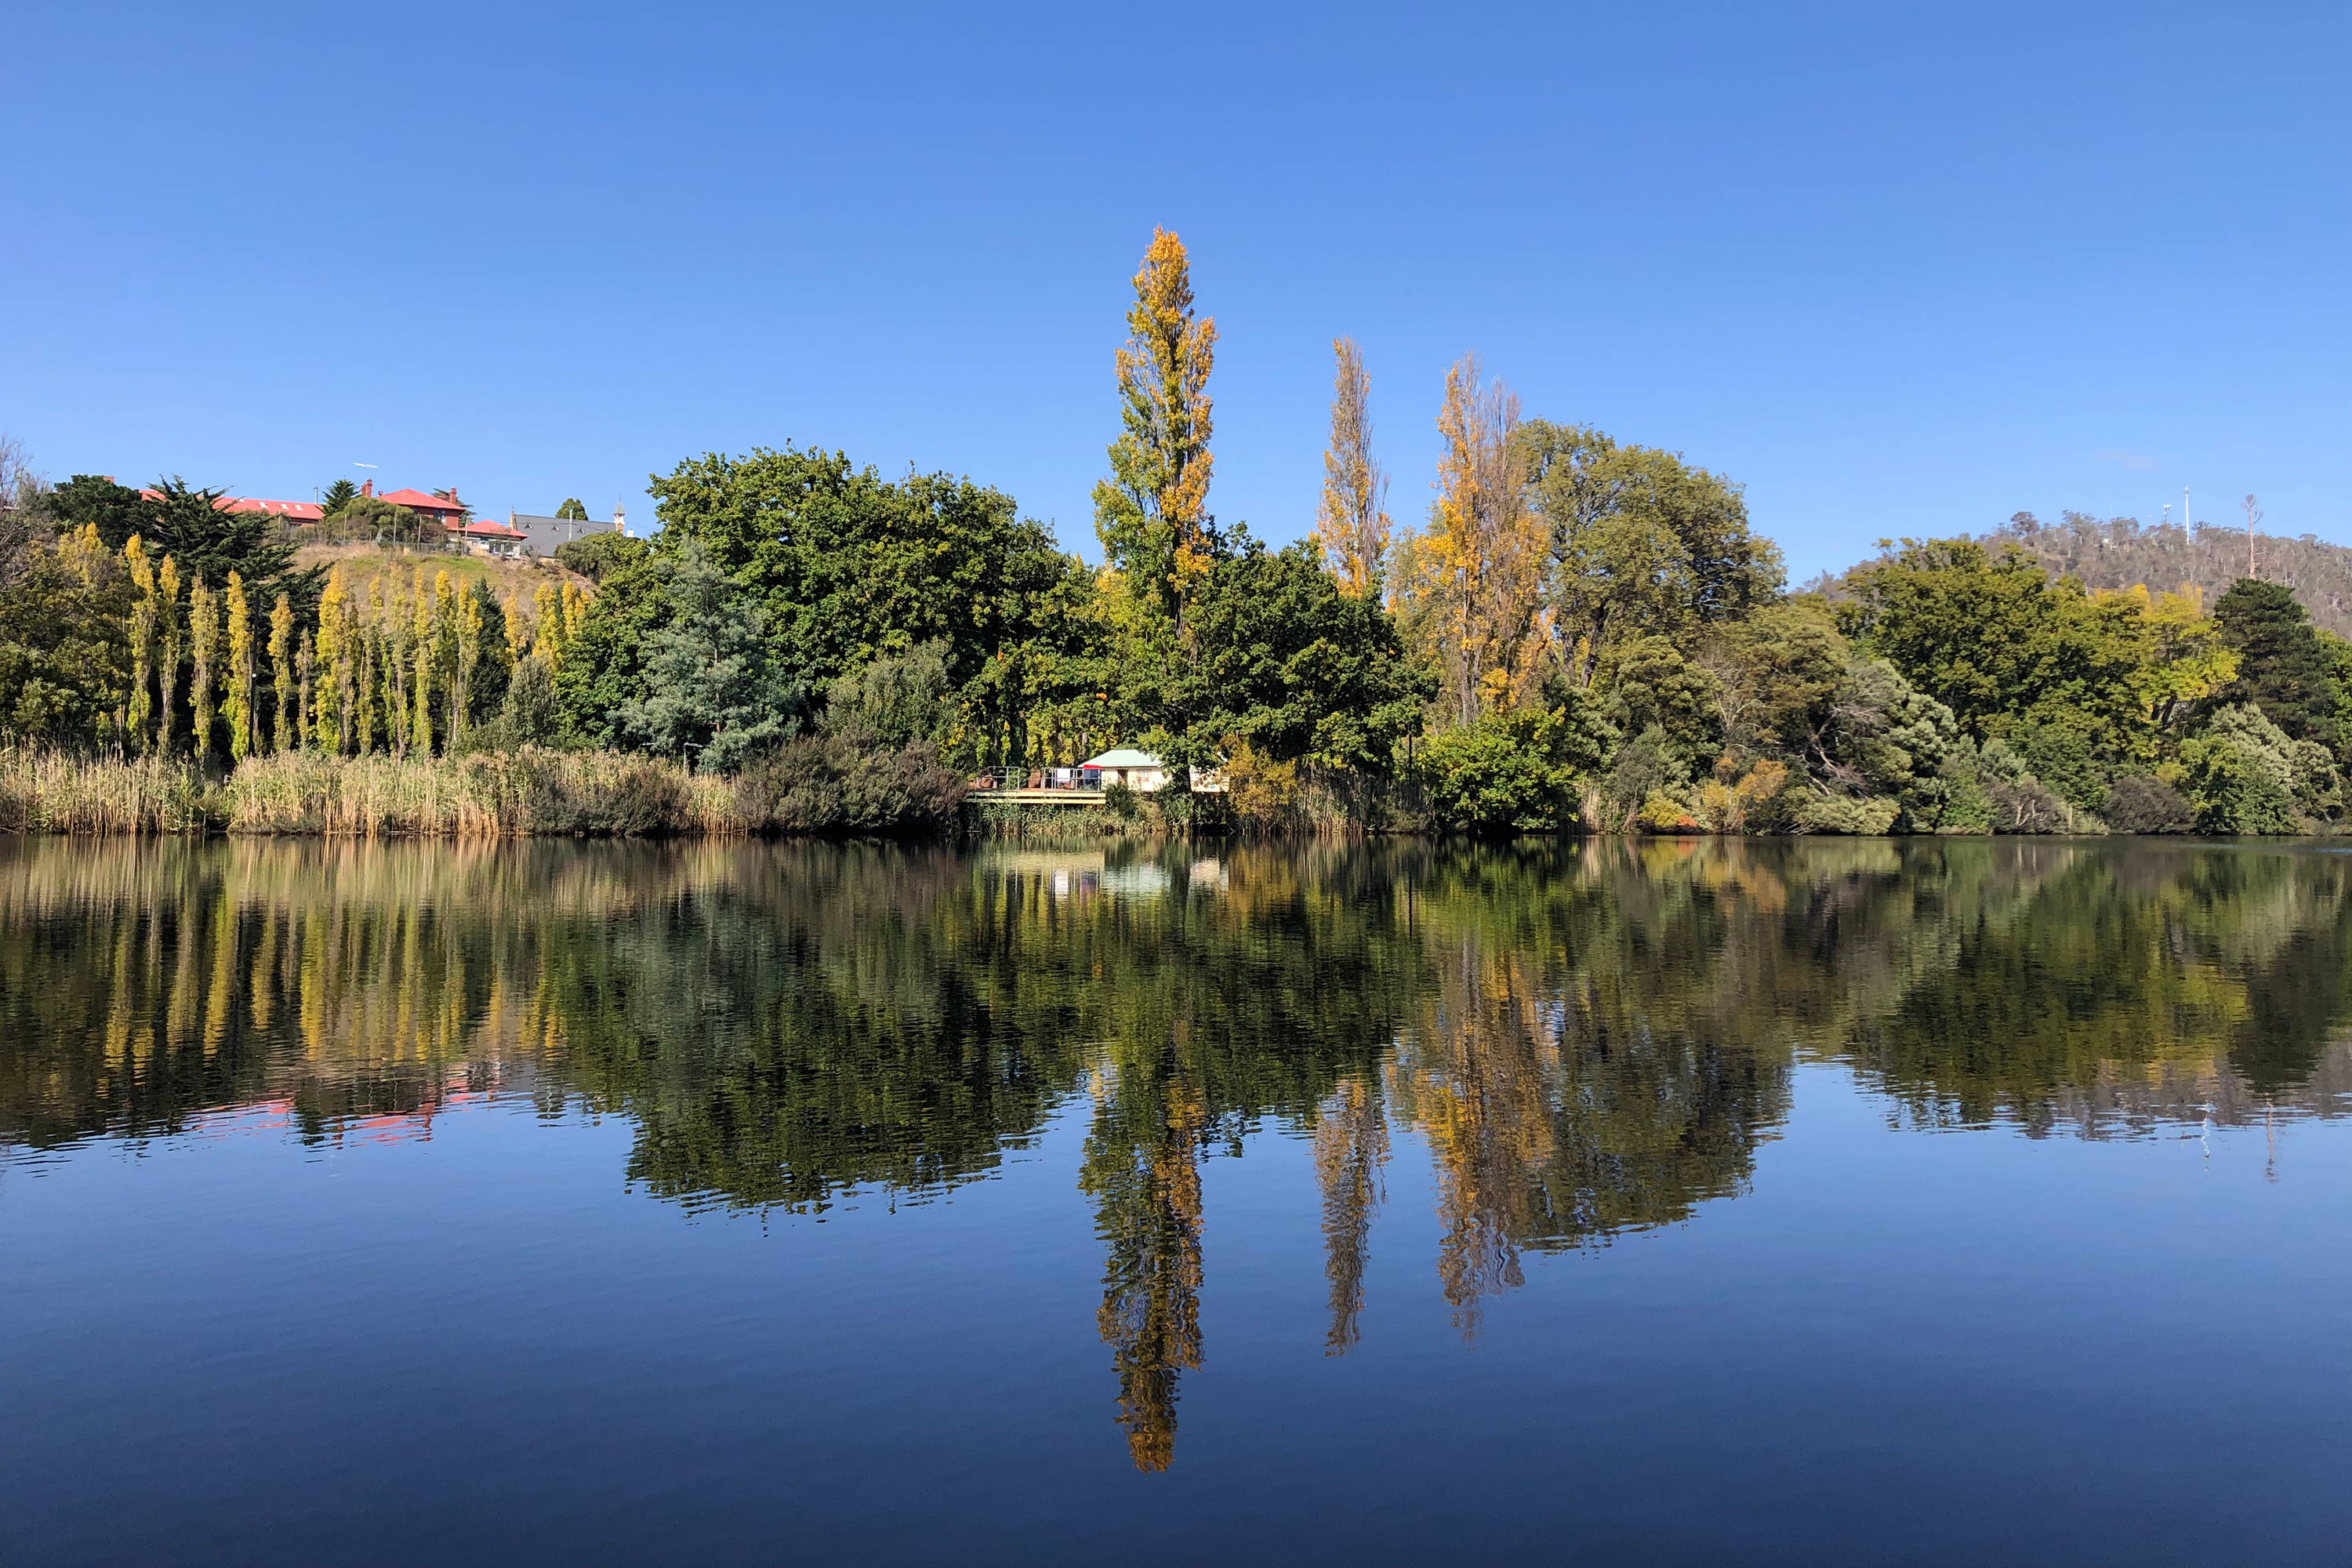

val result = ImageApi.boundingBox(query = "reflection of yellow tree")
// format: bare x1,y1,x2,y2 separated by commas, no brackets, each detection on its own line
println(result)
1080,1055,1206,1472
1314,1075,1388,1354
1392,946,1557,1334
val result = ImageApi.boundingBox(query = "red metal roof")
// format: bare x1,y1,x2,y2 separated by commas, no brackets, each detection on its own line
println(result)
377,487,466,514
226,497,325,521
459,520,525,537
136,489,325,522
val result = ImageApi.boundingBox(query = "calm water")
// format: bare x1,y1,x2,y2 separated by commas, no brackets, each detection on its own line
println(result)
2,837,2347,1565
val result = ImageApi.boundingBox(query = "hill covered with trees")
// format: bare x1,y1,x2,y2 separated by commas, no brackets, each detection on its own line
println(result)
1983,510,2352,639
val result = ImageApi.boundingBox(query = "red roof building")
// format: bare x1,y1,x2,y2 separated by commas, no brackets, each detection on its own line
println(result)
136,488,325,524
374,485,470,523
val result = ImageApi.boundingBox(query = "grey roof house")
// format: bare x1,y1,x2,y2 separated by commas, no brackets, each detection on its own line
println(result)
507,505,629,557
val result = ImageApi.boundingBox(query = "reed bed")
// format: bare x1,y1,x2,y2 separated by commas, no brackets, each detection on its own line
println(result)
224,749,742,837
0,747,217,834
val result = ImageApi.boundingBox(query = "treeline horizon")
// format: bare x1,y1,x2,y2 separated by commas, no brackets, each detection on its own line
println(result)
5,228,2352,837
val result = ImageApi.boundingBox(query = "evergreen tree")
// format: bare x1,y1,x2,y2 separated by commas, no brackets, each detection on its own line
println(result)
2210,578,2350,759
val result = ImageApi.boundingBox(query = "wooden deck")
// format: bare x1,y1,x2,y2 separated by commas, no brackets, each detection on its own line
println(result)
971,788,1106,807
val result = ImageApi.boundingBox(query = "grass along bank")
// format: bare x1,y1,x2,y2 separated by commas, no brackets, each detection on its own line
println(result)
0,742,965,838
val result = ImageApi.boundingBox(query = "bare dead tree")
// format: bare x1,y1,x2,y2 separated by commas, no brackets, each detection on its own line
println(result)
2243,493,2263,580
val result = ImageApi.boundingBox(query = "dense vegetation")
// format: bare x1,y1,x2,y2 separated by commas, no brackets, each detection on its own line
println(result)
5,230,2352,836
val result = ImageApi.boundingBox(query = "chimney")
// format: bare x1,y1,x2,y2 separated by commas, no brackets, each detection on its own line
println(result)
361,479,373,498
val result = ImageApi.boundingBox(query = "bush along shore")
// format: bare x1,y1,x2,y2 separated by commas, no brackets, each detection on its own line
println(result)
10,230,2352,837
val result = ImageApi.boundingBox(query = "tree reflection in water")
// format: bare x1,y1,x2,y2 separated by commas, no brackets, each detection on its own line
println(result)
2,836,2349,1469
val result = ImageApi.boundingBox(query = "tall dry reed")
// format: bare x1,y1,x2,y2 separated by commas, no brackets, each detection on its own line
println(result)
0,747,217,833
223,749,742,837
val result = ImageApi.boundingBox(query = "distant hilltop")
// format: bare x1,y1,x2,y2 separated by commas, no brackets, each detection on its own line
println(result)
1987,511,2352,637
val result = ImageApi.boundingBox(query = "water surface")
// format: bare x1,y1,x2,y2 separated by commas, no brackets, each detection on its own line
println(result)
2,837,2347,1564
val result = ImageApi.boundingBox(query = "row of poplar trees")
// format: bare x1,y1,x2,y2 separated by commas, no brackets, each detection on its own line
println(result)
103,524,591,768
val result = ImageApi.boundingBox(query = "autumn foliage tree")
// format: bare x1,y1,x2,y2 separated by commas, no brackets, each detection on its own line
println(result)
1094,228,1218,630
1312,337,1391,600
1400,354,1546,724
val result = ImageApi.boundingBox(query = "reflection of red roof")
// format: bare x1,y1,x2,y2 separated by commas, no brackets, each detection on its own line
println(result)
377,487,466,514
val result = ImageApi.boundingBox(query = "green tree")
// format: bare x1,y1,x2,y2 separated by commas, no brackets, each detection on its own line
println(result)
614,546,800,771
1519,422,1781,686
556,497,589,521
2180,704,2313,833
1415,704,1610,833
1164,535,1428,775
141,477,308,604
320,479,359,517
47,476,147,552
1837,537,2158,767
554,532,648,583
2208,578,2350,759
0,526,131,747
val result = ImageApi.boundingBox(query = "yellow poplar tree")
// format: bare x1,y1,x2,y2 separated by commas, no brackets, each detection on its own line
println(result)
1409,354,1544,724
125,537,157,753
188,576,220,767
383,578,412,760
533,583,565,662
412,568,438,756
1092,227,1218,629
1311,336,1392,600
268,593,295,753
452,579,484,750
154,555,183,756
223,572,255,763
313,567,350,753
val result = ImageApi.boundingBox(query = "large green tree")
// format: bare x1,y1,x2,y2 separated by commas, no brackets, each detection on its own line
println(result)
1518,422,1782,686
2207,578,2350,760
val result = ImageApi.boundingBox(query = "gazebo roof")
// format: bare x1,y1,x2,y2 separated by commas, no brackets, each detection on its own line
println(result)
1082,748,1163,769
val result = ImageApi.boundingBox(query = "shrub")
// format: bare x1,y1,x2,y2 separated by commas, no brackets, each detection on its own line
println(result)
2102,775,2194,833
1790,791,1900,835
731,732,965,835
554,532,649,583
1417,710,1584,833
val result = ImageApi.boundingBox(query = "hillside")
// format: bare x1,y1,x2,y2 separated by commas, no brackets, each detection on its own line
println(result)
294,542,593,605
1984,512,2352,636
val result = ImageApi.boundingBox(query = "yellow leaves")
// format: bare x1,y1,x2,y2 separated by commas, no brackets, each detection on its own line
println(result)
1404,353,1542,724
1099,227,1218,619
123,534,154,597
1313,337,1390,599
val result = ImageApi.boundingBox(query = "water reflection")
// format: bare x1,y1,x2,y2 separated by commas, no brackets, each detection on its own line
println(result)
2,836,2348,1470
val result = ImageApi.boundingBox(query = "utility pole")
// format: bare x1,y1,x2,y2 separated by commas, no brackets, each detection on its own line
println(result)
2243,494,2263,580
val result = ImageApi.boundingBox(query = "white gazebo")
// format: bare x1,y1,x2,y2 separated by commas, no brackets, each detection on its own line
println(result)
1081,747,1170,792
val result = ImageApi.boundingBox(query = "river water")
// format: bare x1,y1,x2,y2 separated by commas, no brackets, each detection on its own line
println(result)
2,837,2347,1565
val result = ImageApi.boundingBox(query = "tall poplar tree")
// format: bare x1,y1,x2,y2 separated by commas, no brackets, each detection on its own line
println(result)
268,593,295,753
1311,337,1392,600
188,576,220,767
154,555,183,755
1093,227,1218,629
125,538,156,753
313,566,350,753
224,572,255,763
1408,354,1542,724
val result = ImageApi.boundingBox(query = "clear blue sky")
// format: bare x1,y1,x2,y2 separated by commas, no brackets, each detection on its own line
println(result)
5,2,2344,580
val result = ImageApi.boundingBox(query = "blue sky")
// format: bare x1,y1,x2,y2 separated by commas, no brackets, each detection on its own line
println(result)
5,2,2344,580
